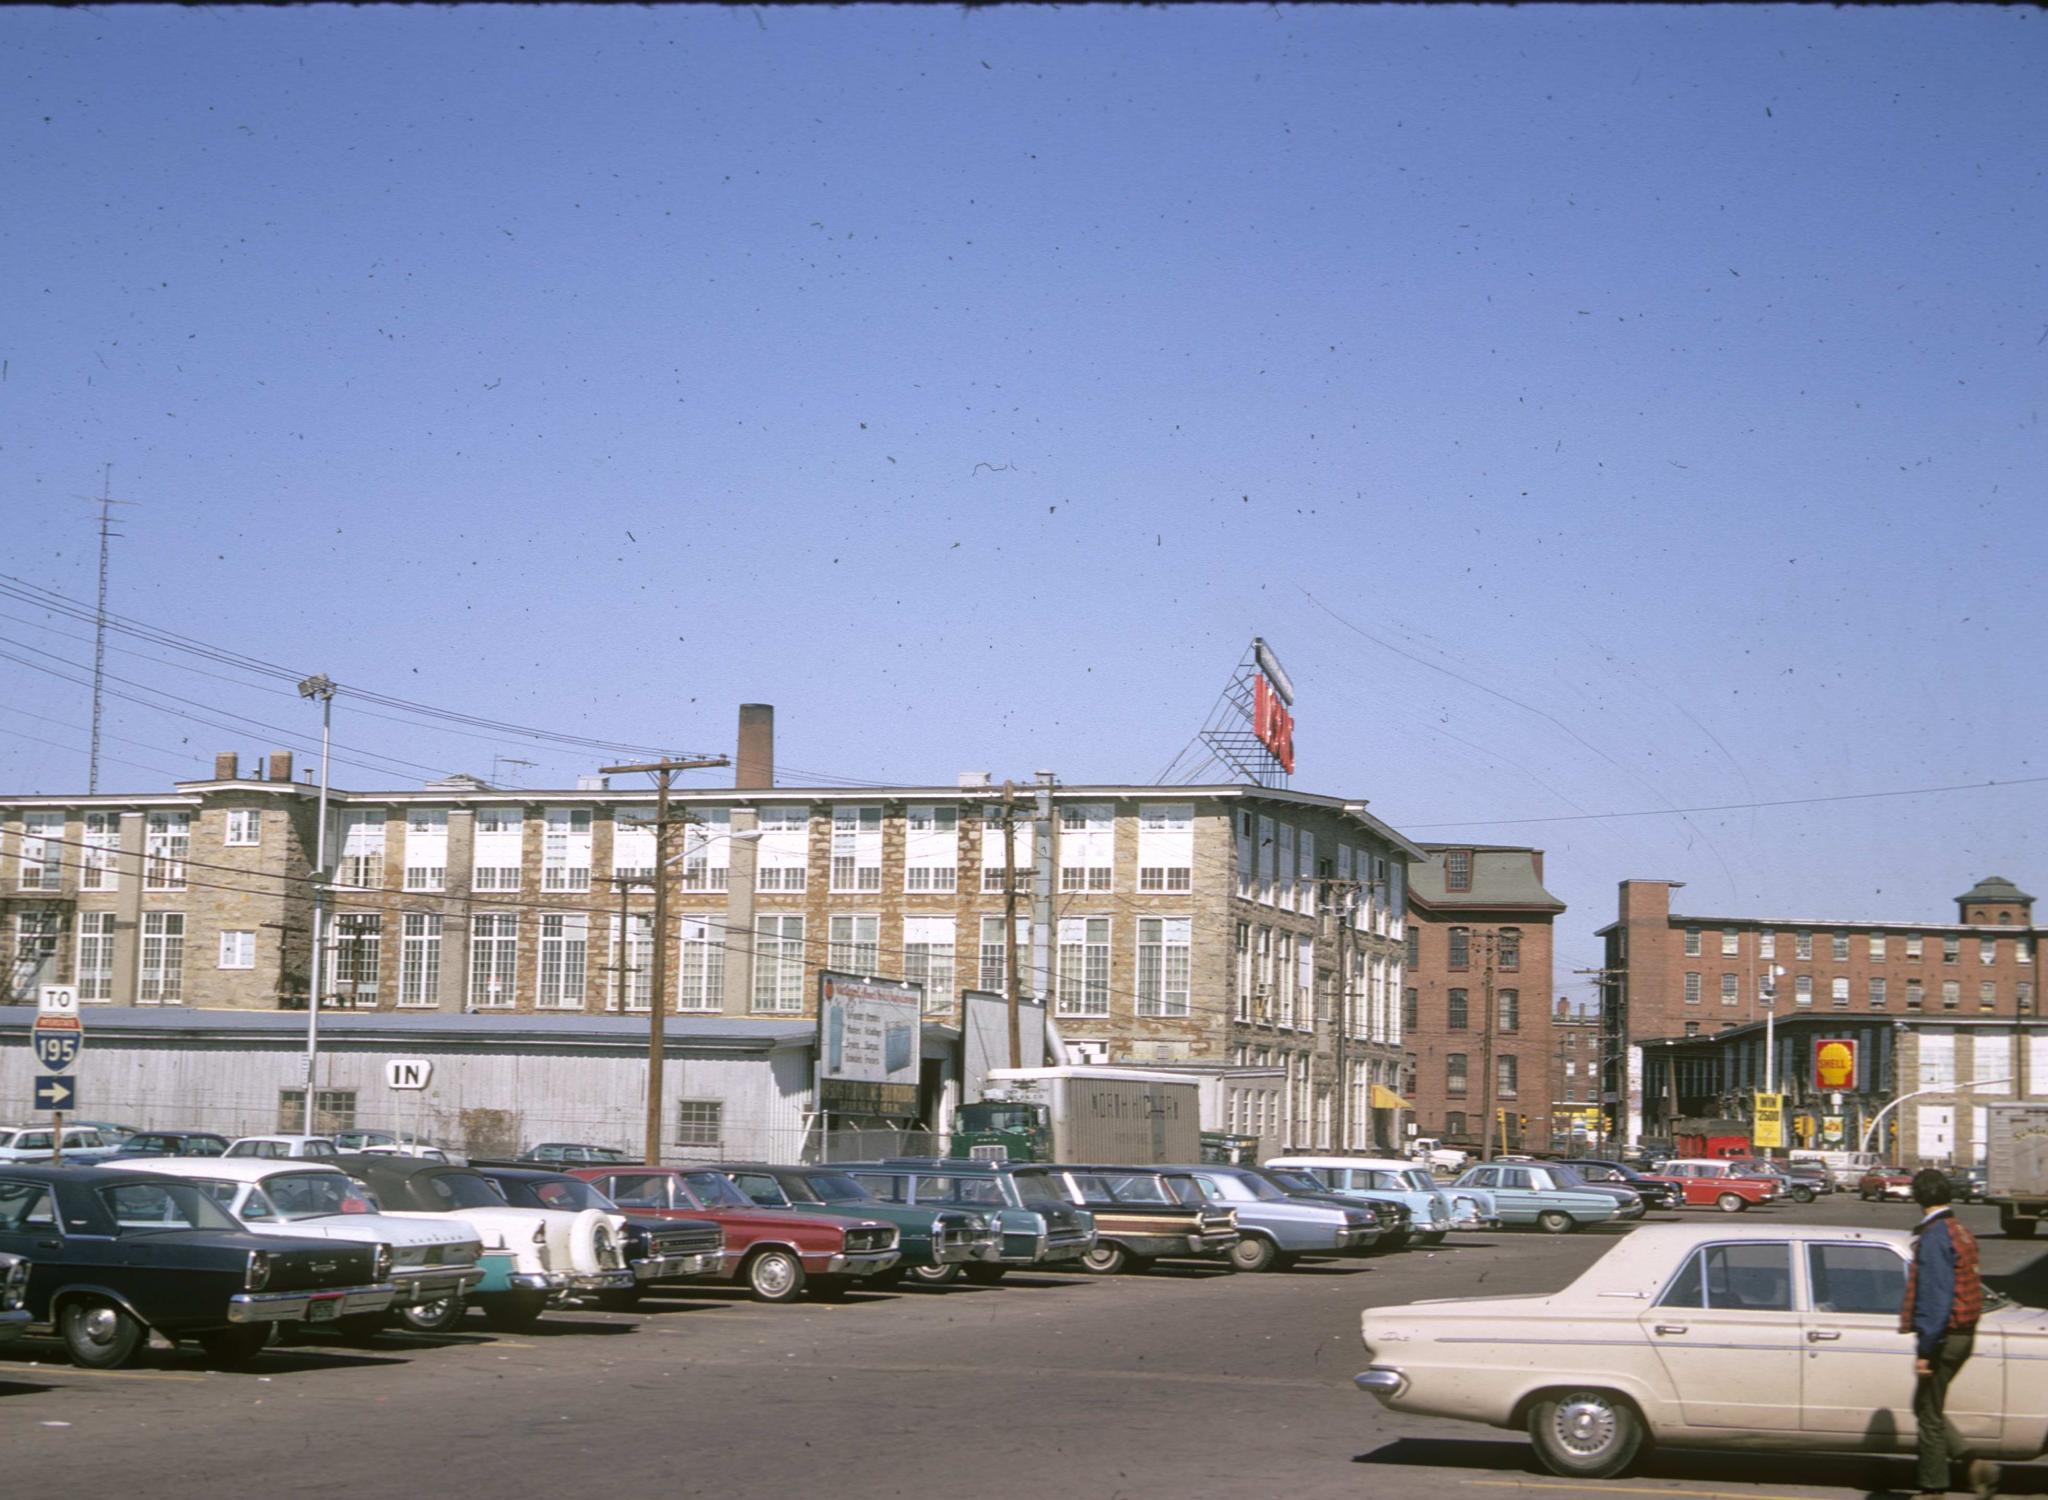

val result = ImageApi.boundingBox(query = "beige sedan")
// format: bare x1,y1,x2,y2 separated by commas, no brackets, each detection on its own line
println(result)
1356,1221,2048,1478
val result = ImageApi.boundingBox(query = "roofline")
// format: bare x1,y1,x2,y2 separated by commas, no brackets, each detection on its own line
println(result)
1637,1013,2048,1048
1408,894,1566,917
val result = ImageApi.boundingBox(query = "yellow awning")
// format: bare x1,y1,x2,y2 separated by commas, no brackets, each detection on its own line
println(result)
1371,1085,1412,1110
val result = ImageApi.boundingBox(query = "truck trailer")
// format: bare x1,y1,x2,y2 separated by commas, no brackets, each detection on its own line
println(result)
951,1067,1201,1165
1985,1100,2048,1239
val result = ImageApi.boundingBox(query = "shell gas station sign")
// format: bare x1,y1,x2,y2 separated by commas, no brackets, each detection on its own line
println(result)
1813,1038,1858,1092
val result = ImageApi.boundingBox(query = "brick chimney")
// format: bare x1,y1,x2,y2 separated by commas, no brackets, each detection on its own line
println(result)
214,751,239,781
268,750,294,783
736,704,774,789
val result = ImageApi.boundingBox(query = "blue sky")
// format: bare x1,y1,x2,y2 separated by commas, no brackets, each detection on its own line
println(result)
2,6,2043,990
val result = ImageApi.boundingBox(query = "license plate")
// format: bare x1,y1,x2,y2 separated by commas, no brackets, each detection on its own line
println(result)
306,1296,343,1323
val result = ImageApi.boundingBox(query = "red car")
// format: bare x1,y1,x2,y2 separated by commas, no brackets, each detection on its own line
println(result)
569,1165,899,1303
1636,1158,1778,1212
1858,1166,1916,1201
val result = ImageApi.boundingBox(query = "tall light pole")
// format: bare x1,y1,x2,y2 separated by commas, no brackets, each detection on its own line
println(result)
297,673,336,1124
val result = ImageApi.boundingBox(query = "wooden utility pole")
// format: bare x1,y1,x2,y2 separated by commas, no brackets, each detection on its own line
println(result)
1001,780,1021,1067
601,756,729,1165
1479,932,1499,1162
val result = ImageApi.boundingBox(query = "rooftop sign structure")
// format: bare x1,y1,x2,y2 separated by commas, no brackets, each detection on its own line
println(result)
1193,637,1297,788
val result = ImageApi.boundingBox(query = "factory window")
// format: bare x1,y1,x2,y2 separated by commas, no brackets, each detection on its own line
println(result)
1685,972,1702,1005
1942,980,1960,1011
1447,988,1468,1030
1056,916,1111,1017
279,1088,356,1136
675,1100,723,1150
224,808,261,848
1905,979,1924,1011
535,913,587,1010
1980,981,1998,1012
1832,931,1850,961
1868,977,1887,1009
144,811,189,891
1944,937,1960,965
753,915,806,1013
1136,916,1192,1018
468,913,518,1008
139,912,185,1004
1498,928,1521,972
1497,989,1519,1033
1721,973,1739,1006
1448,927,1470,971
1684,926,1701,957
399,914,443,1008
1446,1054,1468,1095
676,917,723,1013
1831,977,1850,1008
1795,930,1813,960
1869,932,1887,961
828,914,880,975
1444,849,1471,893
1722,928,1740,957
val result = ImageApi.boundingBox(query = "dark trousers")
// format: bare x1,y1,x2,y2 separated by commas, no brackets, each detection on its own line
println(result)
1915,1328,1976,1493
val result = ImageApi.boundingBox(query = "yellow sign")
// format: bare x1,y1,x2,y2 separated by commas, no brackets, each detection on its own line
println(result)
1753,1092,1785,1149
1822,1114,1845,1144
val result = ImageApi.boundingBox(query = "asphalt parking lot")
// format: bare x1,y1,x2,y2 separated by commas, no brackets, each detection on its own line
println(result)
3,1195,2041,1500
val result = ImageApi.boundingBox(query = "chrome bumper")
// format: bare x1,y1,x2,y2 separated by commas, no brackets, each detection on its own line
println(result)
1340,1227,1383,1249
226,1283,398,1325
935,1235,992,1266
633,1250,720,1282
506,1271,570,1293
1355,1367,1407,1399
566,1269,637,1292
392,1265,486,1307
0,1308,30,1341
1187,1232,1240,1257
822,1250,901,1278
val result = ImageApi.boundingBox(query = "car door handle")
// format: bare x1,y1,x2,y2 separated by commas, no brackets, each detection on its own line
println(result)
35,1239,60,1250
1806,1330,1841,1342
1653,1324,1688,1336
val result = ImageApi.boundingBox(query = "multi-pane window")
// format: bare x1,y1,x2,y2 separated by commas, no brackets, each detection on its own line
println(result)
1980,939,1998,968
469,913,519,1007
399,914,443,1007
80,811,118,890
279,1089,357,1136
1907,932,1924,960
1721,973,1739,1005
217,928,257,971
225,808,262,847
978,914,1026,994
1256,816,1276,903
753,915,805,1012
18,810,63,888
1274,825,1296,911
1497,1055,1518,1098
139,912,185,1003
1274,933,1294,1028
1980,981,1998,1011
1497,989,1519,1033
1444,849,1471,892
1832,931,1850,961
609,810,655,883
1498,928,1521,972
472,809,523,891
1869,932,1887,960
1722,928,1740,957
1943,936,1961,964
830,806,882,892
2023,944,2035,968
1831,977,1850,1008
1448,927,1470,970
336,811,386,889
828,914,880,975
1137,803,1193,894
1136,917,1192,1017
1906,978,1924,1011
1683,926,1701,957
681,807,732,892
1759,930,1776,959
1234,811,1256,899
1685,972,1702,1005
76,912,115,1001
403,809,448,891
610,914,654,1011
1795,930,1813,960
1405,927,1419,967
1447,988,1468,1030
542,808,593,892
145,811,189,890
1446,1052,1468,1094
1868,977,1887,1009
676,1100,723,1150
2020,982,2035,1012
903,915,955,1013
333,913,382,1005
1055,916,1111,1017
9,910,60,999
536,913,588,1009
1235,922,1252,1022
1402,987,1418,1030
1795,975,1814,1006
1057,803,1114,893
1942,980,1961,1010
676,917,724,1012
979,805,1032,893
904,805,959,893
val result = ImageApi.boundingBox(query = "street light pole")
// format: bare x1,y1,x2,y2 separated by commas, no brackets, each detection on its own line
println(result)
296,674,335,1125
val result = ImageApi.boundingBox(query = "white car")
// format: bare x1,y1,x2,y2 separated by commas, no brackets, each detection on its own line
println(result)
1357,1221,2048,1478
104,1158,486,1334
1409,1138,1471,1173
0,1125,124,1163
226,1135,340,1160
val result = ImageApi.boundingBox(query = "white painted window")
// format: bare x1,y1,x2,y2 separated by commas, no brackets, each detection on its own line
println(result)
1297,935,1315,1030
903,915,955,1013
336,810,385,889
1907,978,1925,1010
756,805,810,891
1235,811,1256,899
76,911,115,1002
1275,933,1295,1027
1831,976,1851,1008
1685,972,1702,1005
1869,977,1887,1009
1055,916,1111,1017
904,805,958,893
676,916,723,1012
1917,1031,1956,1090
403,809,448,891
682,807,731,892
1722,928,1740,957
1136,916,1192,1017
145,811,189,890
1981,938,1999,968
399,914,442,1007
1275,824,1296,911
1795,975,1813,1006
753,915,805,1012
80,811,119,891
535,913,587,1009
609,811,655,883
1758,929,1775,959
225,808,261,847
1943,980,1961,1010
472,809,523,891
1257,817,1276,904
1234,922,1251,1022
218,929,256,969
1832,931,1850,961
1869,931,1887,960
17,810,62,889
1684,926,1701,956
1907,932,1924,959
542,808,593,892
1057,802,1114,893
1137,803,1193,894
1795,930,1813,960
979,805,1033,893
469,913,518,1007
830,805,882,892
334,913,382,1005
8,911,59,999
978,915,1027,993
1721,973,1738,1005
1981,981,1999,1010
828,914,880,974
1974,1033,2013,1095
608,914,653,1011
139,912,185,1003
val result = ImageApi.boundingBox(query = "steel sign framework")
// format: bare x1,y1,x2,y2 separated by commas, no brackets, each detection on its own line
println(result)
1197,637,1297,788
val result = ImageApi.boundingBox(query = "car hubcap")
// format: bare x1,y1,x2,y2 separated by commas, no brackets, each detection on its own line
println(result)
1554,1396,1617,1456
81,1307,119,1345
755,1257,795,1295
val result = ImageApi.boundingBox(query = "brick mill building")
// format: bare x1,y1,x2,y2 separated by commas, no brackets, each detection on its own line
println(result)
1401,844,1565,1152
0,707,1424,1155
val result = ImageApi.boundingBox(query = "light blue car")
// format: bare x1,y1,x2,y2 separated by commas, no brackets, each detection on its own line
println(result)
1266,1156,1502,1246
1451,1161,1632,1233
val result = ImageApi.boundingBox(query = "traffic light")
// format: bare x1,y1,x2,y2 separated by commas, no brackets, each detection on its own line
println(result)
1518,1113,1528,1136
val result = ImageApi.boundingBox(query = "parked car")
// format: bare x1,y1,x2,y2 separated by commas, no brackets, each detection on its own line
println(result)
110,1131,230,1160
1638,1159,1779,1212
572,1165,899,1303
69,1120,139,1143
1721,1158,1817,1204
1566,1158,1680,1211
1858,1165,1917,1201
1783,1158,1834,1198
1357,1222,2046,1478
0,1252,29,1346
719,1162,997,1287
1948,1164,1989,1204
0,1125,125,1164
1044,1165,1238,1275
0,1165,395,1367
1798,1149,1884,1192
1408,1138,1471,1173
104,1157,486,1339
475,1165,723,1308
1166,1163,1384,1270
521,1143,629,1166
1254,1165,1417,1247
337,1154,623,1329
226,1135,339,1160
1267,1156,1502,1245
1452,1162,1633,1233
839,1159,1096,1280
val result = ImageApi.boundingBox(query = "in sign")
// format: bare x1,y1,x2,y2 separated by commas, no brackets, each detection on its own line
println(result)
385,1058,433,1090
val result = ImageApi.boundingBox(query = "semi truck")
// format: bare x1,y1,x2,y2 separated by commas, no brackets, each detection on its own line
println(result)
1985,1100,2048,1239
950,1067,1201,1165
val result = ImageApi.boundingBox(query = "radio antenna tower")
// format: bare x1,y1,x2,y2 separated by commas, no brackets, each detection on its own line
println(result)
81,465,139,793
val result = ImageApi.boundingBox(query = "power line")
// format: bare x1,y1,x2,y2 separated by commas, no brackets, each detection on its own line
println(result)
1401,774,2048,831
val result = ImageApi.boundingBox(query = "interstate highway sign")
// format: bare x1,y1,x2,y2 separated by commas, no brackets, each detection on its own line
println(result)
31,1013,82,1073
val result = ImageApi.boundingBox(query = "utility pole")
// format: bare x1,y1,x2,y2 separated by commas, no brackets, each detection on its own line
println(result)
81,467,138,795
297,673,335,1120
606,873,652,1012
1001,779,1021,1068
601,756,730,1165
1479,931,1499,1162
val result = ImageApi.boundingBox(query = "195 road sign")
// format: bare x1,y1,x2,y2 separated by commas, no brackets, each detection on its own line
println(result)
31,1012,82,1074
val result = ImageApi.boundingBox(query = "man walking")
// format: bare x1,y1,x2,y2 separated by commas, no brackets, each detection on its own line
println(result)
1901,1167,1997,1498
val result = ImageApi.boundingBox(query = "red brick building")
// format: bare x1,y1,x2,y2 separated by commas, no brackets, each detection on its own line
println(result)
1403,844,1564,1152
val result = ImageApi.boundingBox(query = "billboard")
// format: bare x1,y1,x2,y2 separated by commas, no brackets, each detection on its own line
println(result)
1813,1038,1858,1092
818,970,922,1117
1252,672,1295,774
1752,1092,1784,1149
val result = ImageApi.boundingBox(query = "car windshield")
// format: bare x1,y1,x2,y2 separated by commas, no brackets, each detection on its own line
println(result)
421,1171,509,1210
1261,1169,1326,1195
1549,1165,1590,1188
264,1171,376,1219
99,1180,240,1232
1211,1171,1285,1201
801,1173,874,1204
965,1105,1040,1132
1011,1171,1075,1209
678,1171,752,1209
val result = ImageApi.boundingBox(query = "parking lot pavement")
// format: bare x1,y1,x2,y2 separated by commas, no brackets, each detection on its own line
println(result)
0,1196,2039,1500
